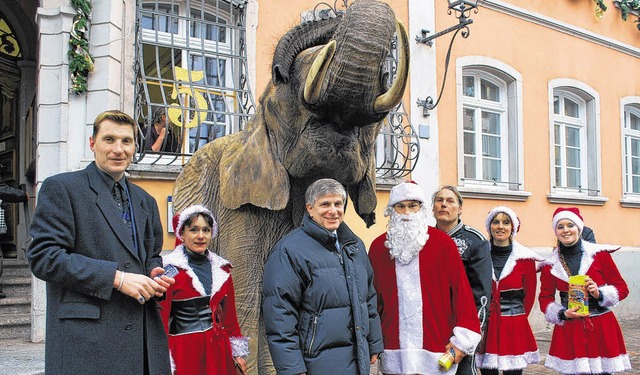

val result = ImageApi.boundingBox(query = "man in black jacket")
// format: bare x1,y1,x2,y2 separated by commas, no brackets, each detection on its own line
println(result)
262,178,383,375
432,185,492,375
0,183,29,298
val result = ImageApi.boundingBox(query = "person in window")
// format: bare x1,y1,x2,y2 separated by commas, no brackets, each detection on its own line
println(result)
160,204,249,375
431,185,492,375
539,207,631,375
369,181,481,374
475,206,543,375
0,183,29,299
262,178,383,375
143,107,179,153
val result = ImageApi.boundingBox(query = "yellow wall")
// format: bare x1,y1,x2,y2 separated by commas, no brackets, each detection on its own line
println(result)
130,178,177,250
432,1,640,247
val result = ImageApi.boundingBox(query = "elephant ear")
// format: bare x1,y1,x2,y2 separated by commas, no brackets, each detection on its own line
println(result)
348,156,377,228
219,120,289,210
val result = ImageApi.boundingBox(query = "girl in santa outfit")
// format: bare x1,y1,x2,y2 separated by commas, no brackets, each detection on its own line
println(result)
476,206,543,375
539,207,631,375
160,205,249,374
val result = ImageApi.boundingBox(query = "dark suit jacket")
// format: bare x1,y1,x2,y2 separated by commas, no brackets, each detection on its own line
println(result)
28,162,170,375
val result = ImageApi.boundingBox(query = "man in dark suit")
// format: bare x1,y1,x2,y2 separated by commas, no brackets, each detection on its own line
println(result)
28,110,174,375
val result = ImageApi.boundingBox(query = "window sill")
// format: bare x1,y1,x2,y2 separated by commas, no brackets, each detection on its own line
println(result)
620,196,640,208
457,186,532,201
546,193,608,206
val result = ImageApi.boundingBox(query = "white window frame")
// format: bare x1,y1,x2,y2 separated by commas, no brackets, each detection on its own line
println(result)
547,79,606,205
620,97,640,208
461,71,508,185
552,91,588,191
455,57,529,201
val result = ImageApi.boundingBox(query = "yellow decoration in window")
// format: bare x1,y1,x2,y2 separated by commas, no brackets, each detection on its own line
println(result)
168,66,209,129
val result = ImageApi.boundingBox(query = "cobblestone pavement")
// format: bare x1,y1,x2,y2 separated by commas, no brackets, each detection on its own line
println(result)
2,317,639,375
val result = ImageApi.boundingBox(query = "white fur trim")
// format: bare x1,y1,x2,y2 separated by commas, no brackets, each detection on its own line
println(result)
380,348,458,374
174,204,217,241
598,284,620,308
540,242,620,283
551,210,584,234
162,246,230,296
485,206,520,239
544,302,566,326
395,256,424,349
450,326,482,355
230,336,250,357
388,182,427,207
545,353,631,374
495,242,544,281
169,349,176,374
476,350,540,370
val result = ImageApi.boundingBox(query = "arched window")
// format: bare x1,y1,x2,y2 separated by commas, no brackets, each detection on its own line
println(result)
456,57,526,200
547,80,604,204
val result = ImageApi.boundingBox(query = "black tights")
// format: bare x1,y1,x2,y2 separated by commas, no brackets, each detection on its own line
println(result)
480,370,522,375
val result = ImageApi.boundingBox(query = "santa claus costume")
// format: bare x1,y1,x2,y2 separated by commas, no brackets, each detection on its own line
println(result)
368,182,481,374
160,205,249,374
475,206,543,373
539,207,631,374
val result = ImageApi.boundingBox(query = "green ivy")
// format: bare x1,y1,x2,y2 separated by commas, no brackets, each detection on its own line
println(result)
68,0,94,94
595,0,640,31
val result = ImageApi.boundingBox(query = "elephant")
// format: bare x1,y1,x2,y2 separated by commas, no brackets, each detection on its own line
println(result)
172,0,409,373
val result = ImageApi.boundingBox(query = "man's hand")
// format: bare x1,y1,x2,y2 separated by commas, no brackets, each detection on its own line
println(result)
370,353,379,364
445,342,465,364
113,269,175,303
150,267,176,297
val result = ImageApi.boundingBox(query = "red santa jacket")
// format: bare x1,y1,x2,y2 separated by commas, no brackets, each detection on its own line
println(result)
369,226,481,374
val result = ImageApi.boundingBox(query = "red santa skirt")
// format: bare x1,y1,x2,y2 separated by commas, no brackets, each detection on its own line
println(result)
545,312,630,374
169,325,237,375
476,313,539,370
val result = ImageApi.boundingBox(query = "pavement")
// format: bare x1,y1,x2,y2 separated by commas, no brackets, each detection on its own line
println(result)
1,317,639,375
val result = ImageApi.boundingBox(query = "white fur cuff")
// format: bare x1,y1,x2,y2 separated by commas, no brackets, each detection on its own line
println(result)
544,302,565,326
230,336,250,357
450,326,482,355
598,285,620,308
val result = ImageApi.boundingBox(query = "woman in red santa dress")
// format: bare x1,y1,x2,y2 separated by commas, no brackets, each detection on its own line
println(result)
539,207,631,375
160,205,249,374
476,206,543,375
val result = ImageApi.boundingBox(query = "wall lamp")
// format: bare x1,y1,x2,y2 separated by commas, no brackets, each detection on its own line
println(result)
416,0,478,116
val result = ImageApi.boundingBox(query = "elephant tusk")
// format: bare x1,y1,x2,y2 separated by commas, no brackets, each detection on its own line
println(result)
303,40,337,105
373,19,410,114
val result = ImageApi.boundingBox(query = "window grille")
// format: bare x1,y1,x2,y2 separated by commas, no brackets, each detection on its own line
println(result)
133,0,253,165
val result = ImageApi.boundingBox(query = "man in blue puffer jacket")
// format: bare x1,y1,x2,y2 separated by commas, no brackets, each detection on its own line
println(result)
262,178,383,375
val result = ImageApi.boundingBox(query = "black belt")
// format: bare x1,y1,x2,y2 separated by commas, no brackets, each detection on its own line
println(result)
499,289,525,316
169,296,213,335
559,292,611,317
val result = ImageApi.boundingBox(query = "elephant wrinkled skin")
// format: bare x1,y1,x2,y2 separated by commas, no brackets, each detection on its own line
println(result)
172,1,409,373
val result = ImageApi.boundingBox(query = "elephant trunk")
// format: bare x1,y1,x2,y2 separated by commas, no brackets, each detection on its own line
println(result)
303,0,408,127
271,16,341,85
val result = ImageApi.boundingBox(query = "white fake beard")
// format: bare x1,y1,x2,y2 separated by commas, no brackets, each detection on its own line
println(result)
384,208,430,264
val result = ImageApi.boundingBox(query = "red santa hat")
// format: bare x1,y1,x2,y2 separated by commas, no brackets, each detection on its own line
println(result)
551,207,584,234
388,181,427,207
173,204,218,243
485,205,520,238
172,213,182,247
